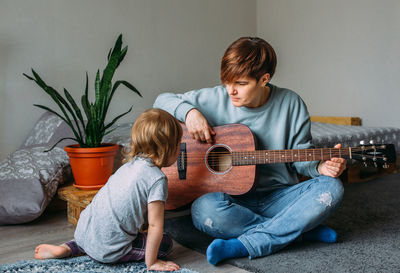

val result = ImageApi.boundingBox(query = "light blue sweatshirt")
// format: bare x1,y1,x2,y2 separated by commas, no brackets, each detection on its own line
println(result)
153,84,320,195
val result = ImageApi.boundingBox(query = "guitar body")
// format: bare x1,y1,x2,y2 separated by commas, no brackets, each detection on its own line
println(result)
163,124,257,210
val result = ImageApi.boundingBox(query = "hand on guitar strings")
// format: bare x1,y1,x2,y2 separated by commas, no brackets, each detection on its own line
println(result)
317,144,347,178
185,109,216,143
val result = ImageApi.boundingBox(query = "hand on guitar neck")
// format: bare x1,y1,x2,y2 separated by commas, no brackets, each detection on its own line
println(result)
317,144,347,178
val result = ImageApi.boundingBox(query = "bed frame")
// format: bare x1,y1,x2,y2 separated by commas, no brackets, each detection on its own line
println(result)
310,116,361,126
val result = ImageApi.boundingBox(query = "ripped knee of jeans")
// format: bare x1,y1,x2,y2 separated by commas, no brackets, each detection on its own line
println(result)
316,192,333,207
204,217,214,228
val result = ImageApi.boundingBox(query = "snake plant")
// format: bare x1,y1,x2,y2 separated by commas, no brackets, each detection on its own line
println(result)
24,34,142,150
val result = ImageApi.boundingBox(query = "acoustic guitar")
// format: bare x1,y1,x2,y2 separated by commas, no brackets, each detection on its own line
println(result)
162,123,396,210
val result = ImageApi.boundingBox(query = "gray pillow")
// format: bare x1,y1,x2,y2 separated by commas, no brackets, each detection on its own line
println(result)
20,111,76,149
0,146,72,225
0,111,75,225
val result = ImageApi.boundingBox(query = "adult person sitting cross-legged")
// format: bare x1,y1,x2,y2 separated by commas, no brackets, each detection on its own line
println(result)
153,36,346,265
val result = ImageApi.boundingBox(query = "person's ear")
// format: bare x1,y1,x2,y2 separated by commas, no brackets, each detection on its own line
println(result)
260,73,270,86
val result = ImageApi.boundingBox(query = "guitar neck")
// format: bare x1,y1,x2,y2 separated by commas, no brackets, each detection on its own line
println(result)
232,147,352,166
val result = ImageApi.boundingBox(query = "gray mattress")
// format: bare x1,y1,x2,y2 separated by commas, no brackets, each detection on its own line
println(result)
311,122,400,154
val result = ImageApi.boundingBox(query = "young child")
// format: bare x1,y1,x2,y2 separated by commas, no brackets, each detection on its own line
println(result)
34,108,182,272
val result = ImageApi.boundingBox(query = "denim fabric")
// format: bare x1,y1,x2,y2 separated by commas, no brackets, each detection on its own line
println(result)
191,176,344,258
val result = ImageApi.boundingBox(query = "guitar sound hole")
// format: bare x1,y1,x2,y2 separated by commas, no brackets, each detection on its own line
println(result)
207,146,232,173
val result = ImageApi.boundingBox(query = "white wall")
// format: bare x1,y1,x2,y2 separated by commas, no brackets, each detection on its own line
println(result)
0,0,256,160
257,0,400,127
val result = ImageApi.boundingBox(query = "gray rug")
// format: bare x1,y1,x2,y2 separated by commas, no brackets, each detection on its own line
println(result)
0,256,198,273
165,173,400,273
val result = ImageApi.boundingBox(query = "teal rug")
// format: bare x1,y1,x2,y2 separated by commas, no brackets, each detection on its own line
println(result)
0,256,198,273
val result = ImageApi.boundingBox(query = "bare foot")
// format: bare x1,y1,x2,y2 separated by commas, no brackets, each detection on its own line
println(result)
34,243,72,260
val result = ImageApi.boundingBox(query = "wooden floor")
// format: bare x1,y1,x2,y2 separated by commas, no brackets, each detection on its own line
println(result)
0,210,249,273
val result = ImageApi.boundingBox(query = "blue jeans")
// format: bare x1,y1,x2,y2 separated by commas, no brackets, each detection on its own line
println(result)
191,175,344,258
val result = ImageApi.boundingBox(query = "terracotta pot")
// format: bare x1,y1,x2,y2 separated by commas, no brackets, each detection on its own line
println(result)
64,143,119,190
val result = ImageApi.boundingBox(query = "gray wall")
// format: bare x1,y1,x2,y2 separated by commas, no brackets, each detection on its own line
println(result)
0,0,256,160
1,0,399,161
257,0,400,128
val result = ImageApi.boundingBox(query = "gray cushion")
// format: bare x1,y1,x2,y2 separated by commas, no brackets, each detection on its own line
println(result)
20,111,75,149
0,111,75,225
0,146,72,224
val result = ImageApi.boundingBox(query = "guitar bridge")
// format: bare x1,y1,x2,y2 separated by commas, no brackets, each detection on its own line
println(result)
177,143,187,180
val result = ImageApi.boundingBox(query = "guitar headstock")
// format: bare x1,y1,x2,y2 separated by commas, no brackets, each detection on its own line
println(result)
351,142,397,168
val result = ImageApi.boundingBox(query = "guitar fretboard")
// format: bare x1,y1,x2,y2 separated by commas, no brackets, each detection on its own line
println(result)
232,148,352,166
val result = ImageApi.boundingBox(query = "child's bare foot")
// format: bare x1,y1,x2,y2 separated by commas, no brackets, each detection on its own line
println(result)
34,243,72,260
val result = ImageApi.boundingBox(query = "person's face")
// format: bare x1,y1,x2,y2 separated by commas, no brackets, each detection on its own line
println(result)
225,74,270,108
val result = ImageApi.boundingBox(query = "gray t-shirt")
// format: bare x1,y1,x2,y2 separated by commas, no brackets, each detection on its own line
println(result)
74,156,168,263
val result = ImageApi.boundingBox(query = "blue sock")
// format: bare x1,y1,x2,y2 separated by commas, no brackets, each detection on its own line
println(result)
206,238,248,265
302,225,337,243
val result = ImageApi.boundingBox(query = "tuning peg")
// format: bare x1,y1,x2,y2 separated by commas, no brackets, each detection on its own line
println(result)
372,157,378,167
360,140,365,145
369,140,375,145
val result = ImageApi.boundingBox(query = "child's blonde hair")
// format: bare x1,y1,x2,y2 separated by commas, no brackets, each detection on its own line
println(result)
123,108,182,167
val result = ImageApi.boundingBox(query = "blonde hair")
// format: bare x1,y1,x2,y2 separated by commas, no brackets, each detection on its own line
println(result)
123,108,182,168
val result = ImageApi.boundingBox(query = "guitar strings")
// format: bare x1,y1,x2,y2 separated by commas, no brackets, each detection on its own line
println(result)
181,152,386,162
181,147,381,154
202,153,385,168
196,146,381,153
179,146,388,168
182,149,385,157
180,154,385,161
